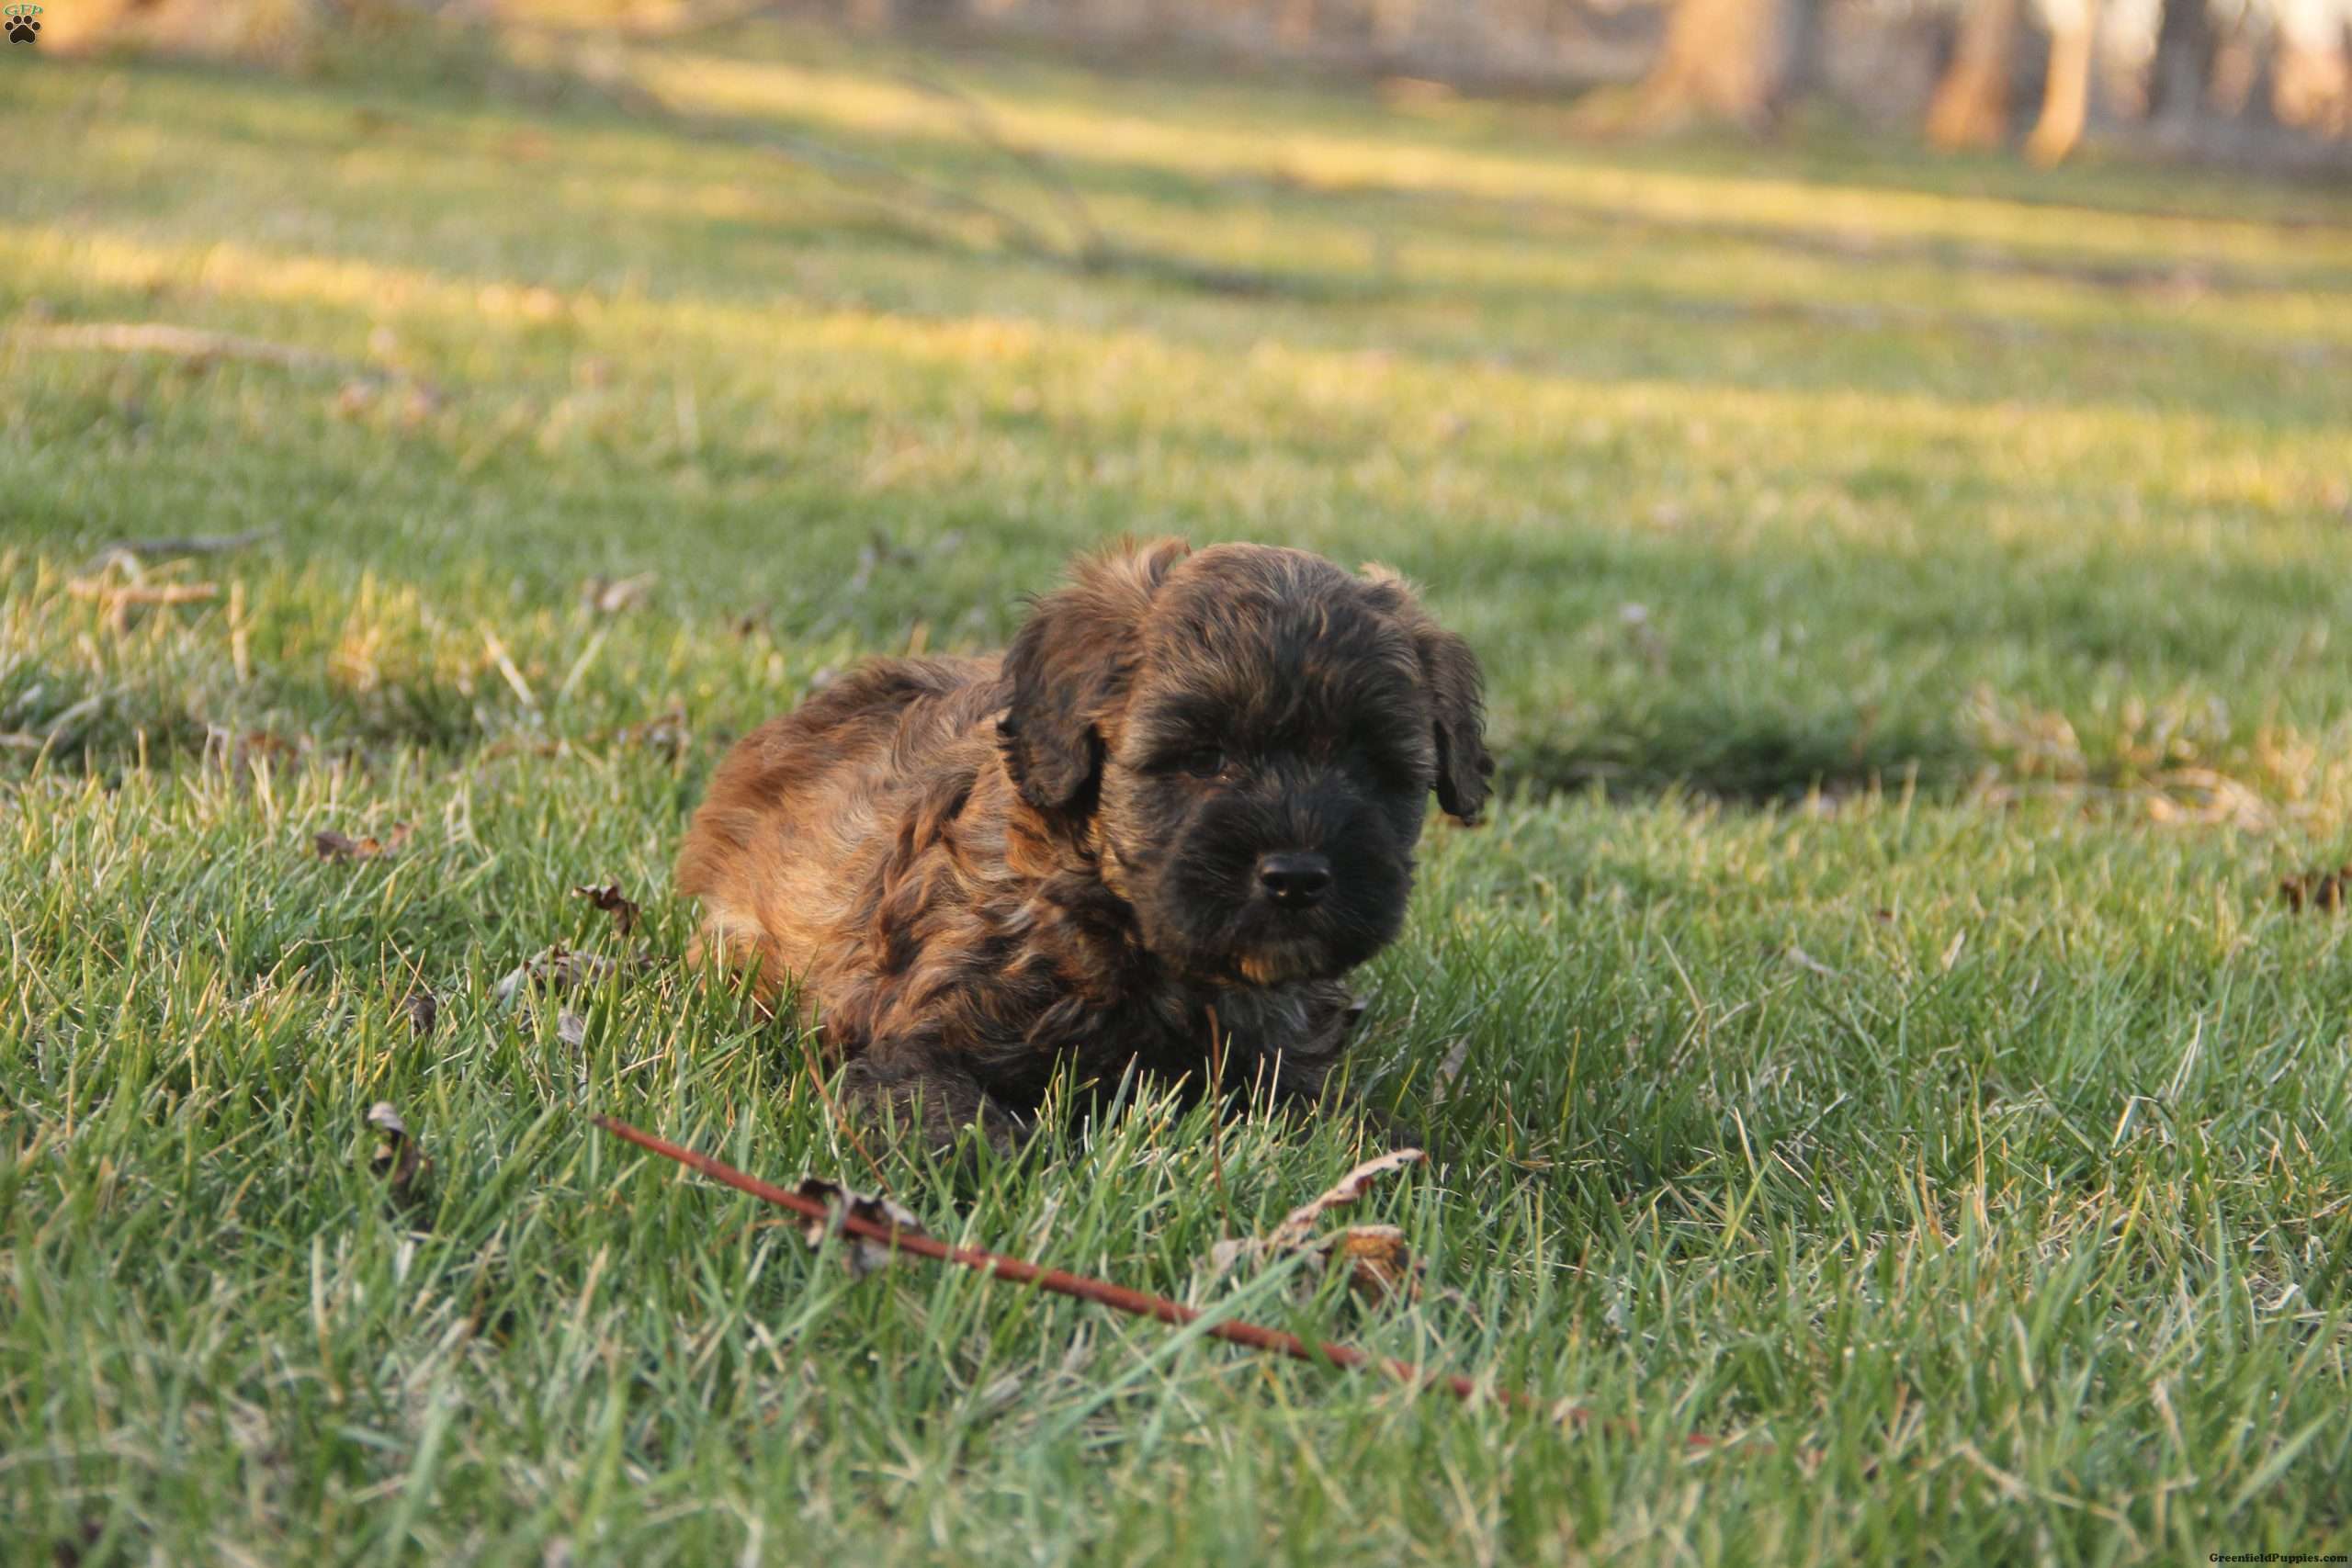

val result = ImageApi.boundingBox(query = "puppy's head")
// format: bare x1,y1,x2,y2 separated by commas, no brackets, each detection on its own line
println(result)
1000,538,1491,986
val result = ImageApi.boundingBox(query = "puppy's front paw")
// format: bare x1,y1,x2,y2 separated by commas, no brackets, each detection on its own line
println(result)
839,1048,1028,1160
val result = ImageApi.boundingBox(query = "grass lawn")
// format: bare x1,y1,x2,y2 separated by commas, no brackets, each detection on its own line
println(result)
6,22,2352,1562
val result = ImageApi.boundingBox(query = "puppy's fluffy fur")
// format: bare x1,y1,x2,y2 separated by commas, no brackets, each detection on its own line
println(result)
676,538,1491,1145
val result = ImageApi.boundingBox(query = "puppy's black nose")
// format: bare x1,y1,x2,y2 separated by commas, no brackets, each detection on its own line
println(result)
1257,852,1332,908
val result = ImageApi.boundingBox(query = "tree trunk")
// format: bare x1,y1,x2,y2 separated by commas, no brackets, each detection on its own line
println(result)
1926,0,2021,149
1631,0,1783,130
2147,0,2212,128
1277,0,1317,50
2270,9,2352,136
1372,0,1419,60
1764,0,1827,122
2026,0,2098,164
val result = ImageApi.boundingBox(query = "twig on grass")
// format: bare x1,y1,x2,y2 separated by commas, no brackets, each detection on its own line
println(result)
594,1114,1719,1441
65,573,220,635
94,528,277,564
13,322,364,377
66,579,219,608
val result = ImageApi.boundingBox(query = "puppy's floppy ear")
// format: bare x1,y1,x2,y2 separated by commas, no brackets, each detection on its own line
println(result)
1363,563,1495,825
1416,620,1493,823
999,537,1191,816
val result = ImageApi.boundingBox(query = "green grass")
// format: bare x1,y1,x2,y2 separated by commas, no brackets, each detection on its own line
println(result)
6,22,2352,1564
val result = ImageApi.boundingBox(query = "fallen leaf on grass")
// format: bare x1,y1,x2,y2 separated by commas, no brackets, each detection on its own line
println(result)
396,383,446,429
206,727,305,775
326,359,441,429
492,943,633,1006
582,573,656,615
791,1178,927,1277
312,822,413,862
612,707,691,757
368,1101,429,1199
1321,1224,1423,1303
1210,1148,1429,1305
1429,1038,1471,1107
572,883,640,937
1269,1147,1425,1247
1784,945,1841,979
2280,865,2352,913
401,988,438,1037
46,1515,104,1568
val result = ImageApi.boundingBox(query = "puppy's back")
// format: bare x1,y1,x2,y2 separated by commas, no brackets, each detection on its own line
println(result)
676,656,1001,997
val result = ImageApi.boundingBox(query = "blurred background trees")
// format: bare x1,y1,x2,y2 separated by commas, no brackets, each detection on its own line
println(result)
52,0,2352,165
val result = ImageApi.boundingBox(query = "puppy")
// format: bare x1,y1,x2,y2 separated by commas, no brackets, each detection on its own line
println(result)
675,538,1491,1149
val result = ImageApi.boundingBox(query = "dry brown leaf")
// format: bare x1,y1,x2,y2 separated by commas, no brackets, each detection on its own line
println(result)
2281,865,2352,913
1430,1038,1471,1105
208,728,303,771
397,383,445,429
1319,1224,1424,1305
612,707,691,757
1208,1149,1428,1305
313,829,362,861
492,944,622,1006
572,883,640,938
401,988,439,1037
368,1101,428,1198
1784,945,1841,979
1269,1147,1424,1247
313,821,413,863
582,574,656,615
791,1178,926,1277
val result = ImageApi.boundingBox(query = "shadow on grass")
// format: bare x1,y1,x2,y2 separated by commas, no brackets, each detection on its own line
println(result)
9,653,1980,811
1498,703,1976,804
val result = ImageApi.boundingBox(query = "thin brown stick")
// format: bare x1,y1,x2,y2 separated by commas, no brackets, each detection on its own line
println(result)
595,1114,1705,1438
66,580,219,607
595,1114,1510,1403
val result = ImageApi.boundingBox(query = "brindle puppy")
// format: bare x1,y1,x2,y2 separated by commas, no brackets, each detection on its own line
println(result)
676,538,1491,1149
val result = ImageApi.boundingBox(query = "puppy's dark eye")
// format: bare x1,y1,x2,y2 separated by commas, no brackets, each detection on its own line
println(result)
1175,748,1226,779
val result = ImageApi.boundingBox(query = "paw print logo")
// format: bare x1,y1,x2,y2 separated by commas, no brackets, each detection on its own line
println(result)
4,6,39,43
